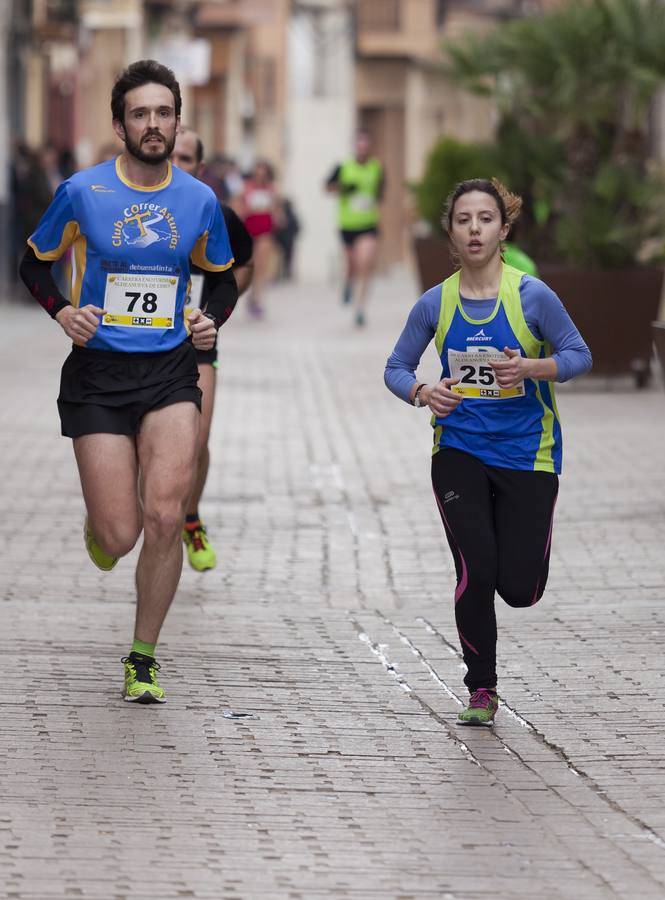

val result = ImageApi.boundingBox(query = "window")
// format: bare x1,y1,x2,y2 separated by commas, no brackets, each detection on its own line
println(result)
356,0,400,33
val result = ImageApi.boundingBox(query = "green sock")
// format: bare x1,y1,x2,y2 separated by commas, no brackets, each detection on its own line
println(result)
131,638,156,659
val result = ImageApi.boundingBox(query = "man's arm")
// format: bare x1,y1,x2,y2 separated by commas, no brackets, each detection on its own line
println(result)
20,179,79,316
233,261,254,295
19,246,71,318
19,246,105,344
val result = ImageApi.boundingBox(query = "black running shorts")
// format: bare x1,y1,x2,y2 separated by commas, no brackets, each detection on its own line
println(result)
340,226,379,246
57,341,201,438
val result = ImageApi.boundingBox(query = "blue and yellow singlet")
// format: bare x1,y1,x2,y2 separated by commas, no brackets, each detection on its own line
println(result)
433,265,562,473
28,157,233,353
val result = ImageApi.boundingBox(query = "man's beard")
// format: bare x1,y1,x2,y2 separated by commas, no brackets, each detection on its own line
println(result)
125,129,176,165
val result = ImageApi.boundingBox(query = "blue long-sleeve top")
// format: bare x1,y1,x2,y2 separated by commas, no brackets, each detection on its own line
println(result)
385,275,592,402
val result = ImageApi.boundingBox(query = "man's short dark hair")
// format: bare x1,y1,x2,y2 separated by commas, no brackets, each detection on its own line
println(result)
111,59,182,124
179,126,204,164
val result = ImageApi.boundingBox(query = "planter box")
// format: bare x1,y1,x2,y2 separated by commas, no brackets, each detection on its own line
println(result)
538,266,663,386
413,235,456,293
653,322,665,390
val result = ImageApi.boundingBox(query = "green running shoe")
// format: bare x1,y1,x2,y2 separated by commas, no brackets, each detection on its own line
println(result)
84,518,118,571
122,652,166,704
183,522,217,571
458,688,499,727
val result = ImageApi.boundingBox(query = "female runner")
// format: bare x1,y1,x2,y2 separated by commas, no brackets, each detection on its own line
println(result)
237,160,280,318
385,179,592,725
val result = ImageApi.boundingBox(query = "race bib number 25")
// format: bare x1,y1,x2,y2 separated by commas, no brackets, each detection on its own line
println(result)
448,349,525,400
103,273,178,329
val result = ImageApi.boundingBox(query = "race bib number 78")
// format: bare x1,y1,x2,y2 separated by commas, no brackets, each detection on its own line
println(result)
448,349,525,400
103,273,178,329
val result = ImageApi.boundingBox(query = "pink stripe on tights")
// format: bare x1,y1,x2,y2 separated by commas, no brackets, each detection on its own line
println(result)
433,489,468,605
531,490,558,606
459,629,480,656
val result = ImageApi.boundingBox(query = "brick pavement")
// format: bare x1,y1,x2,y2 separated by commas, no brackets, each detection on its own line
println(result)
1,271,665,899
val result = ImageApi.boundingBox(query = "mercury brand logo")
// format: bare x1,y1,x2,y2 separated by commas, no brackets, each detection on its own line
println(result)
111,201,180,250
467,328,493,342
91,185,115,193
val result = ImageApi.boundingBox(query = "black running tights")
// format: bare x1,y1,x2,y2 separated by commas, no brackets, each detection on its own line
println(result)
431,448,559,692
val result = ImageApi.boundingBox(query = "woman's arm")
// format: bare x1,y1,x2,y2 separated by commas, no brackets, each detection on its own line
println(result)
493,277,593,388
522,277,593,381
384,287,440,403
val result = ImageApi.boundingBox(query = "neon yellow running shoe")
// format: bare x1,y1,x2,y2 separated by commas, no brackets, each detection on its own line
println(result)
183,522,217,571
122,652,166,704
84,518,118,571
458,689,499,727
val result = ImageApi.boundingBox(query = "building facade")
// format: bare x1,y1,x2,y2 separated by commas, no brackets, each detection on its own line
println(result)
8,0,538,282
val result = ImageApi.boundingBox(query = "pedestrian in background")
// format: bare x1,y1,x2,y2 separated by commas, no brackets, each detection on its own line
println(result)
326,130,384,327
237,159,280,319
11,142,53,286
273,196,300,281
203,153,244,205
384,178,592,726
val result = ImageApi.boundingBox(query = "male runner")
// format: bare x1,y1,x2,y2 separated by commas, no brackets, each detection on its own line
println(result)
326,130,384,327
171,126,253,571
19,60,238,704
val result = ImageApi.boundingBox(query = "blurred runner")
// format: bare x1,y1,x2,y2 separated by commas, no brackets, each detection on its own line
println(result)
274,197,300,281
326,131,384,327
19,60,238,704
172,126,254,571
237,160,280,318
502,241,538,277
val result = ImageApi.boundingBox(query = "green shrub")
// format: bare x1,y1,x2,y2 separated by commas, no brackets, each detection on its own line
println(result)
439,0,665,268
411,137,499,237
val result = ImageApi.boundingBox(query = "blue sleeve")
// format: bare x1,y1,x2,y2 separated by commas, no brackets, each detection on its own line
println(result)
520,276,592,382
191,192,234,272
28,181,79,260
384,286,440,403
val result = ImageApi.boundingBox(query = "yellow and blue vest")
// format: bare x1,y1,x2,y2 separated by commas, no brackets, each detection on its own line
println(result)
433,264,562,473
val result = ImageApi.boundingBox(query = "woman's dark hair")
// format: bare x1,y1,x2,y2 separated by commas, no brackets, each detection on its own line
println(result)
111,59,182,124
443,178,522,231
253,159,276,182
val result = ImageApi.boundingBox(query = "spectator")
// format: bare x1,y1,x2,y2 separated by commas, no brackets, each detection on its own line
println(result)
273,197,300,281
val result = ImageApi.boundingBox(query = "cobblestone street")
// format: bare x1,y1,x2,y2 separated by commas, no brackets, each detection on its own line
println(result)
2,269,665,899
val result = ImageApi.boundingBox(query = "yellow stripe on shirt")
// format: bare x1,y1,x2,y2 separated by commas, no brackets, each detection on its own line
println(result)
28,220,80,260
191,230,234,272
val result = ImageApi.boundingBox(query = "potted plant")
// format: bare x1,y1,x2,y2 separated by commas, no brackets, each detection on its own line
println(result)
435,0,665,384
